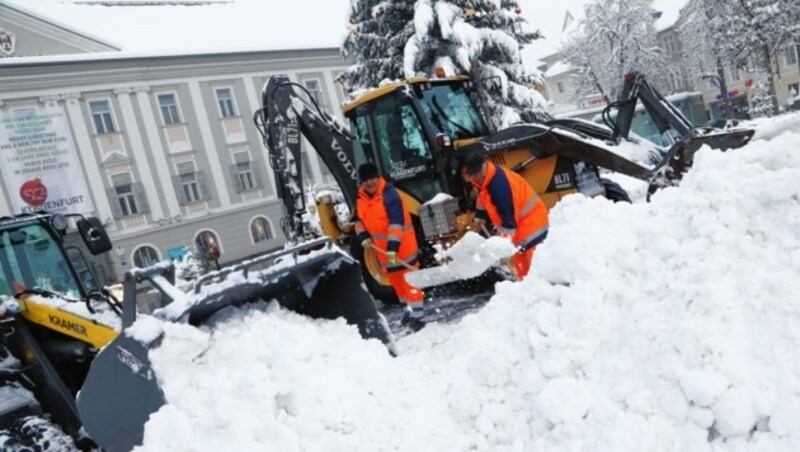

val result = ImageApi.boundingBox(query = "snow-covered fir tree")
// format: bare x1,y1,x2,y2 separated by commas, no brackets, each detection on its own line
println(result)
750,78,777,118
340,0,416,92
561,0,666,103
696,0,800,115
402,0,548,127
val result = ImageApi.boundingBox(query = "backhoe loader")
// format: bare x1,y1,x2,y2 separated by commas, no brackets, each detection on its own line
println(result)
0,212,392,450
255,70,753,303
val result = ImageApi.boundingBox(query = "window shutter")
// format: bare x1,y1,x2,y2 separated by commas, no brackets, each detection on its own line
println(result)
230,164,244,193
251,164,264,189
132,182,150,214
106,188,124,219
176,162,194,175
196,171,212,201
172,175,187,205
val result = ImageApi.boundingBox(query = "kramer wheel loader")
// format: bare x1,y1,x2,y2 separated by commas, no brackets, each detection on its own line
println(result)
0,212,393,450
254,69,753,303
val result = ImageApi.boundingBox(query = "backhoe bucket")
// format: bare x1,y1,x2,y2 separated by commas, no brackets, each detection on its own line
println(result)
76,238,393,451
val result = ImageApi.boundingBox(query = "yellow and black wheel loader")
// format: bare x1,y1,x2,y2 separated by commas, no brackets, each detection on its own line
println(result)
0,213,392,450
254,69,754,304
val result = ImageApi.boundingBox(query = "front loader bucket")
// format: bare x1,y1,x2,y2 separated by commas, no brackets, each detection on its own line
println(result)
647,128,755,195
76,238,393,451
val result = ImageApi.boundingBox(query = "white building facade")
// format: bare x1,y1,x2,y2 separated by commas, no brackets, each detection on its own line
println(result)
0,3,348,283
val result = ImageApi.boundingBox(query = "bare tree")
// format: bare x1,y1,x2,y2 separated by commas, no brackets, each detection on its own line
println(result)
561,0,667,103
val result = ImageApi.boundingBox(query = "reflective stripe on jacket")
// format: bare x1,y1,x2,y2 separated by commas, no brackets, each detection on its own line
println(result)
355,177,419,272
474,162,549,251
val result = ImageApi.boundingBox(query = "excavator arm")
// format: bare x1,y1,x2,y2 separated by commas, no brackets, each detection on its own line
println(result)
254,75,359,242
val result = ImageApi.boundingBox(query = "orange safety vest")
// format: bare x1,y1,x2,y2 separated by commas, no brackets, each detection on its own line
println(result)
474,162,549,251
355,177,419,272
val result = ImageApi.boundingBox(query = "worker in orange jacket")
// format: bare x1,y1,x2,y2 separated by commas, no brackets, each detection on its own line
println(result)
354,163,425,326
464,152,549,278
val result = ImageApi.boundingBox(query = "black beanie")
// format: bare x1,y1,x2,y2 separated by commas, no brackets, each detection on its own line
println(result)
464,152,486,175
358,163,379,183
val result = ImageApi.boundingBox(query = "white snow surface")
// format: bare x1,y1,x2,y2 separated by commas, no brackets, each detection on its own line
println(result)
136,123,800,451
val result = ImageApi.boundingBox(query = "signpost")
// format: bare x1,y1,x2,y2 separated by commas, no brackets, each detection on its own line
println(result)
0,107,95,215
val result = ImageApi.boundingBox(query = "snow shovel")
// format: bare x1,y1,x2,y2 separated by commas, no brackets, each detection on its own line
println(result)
368,243,417,271
404,231,518,289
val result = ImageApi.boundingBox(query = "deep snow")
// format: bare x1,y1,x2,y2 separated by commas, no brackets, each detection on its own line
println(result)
134,121,799,451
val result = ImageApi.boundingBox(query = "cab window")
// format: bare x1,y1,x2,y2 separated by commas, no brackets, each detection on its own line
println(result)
0,224,81,298
370,95,434,180
418,83,488,139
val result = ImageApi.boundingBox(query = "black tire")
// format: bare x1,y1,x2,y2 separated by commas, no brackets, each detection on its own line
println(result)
0,416,78,452
601,178,632,203
349,239,400,305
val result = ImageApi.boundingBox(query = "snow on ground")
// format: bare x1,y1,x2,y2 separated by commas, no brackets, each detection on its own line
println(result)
136,123,800,451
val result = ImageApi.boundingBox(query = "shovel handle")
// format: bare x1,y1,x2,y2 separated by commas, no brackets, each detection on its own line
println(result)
368,244,416,271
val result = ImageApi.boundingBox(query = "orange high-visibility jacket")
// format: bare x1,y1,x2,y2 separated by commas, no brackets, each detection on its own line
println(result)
474,162,549,251
355,177,419,272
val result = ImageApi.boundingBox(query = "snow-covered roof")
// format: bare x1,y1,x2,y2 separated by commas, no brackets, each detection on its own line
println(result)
3,0,351,55
544,60,571,78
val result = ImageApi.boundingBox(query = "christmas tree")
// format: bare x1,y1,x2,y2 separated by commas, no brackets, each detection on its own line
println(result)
340,0,416,92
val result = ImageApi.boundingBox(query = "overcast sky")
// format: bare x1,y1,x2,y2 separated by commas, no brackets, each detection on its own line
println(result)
6,0,684,64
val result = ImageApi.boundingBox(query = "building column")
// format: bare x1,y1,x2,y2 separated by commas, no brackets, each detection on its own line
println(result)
114,87,165,220
242,75,277,197
132,85,181,218
60,93,115,224
0,99,10,216
186,80,232,209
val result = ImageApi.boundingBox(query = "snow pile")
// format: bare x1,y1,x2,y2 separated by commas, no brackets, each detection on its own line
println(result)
137,128,800,451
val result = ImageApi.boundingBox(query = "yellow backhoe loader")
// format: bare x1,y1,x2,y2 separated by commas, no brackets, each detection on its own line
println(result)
255,70,753,303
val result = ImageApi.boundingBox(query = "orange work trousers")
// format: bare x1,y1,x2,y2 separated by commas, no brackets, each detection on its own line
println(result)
512,247,535,279
387,267,424,307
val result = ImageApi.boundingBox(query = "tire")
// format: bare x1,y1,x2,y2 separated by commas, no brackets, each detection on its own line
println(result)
349,239,400,305
0,416,78,452
601,178,632,203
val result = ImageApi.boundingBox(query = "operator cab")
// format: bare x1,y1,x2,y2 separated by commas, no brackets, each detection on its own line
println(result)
0,219,83,298
0,215,111,300
344,77,488,204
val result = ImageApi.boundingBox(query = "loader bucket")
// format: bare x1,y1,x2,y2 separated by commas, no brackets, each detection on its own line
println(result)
647,128,755,195
76,238,393,451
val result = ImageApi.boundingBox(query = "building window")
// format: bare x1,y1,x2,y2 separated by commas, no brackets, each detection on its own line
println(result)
729,65,741,82
303,79,326,108
133,246,160,268
250,217,273,243
663,35,675,54
668,68,683,91
158,93,181,125
175,162,202,203
111,173,138,217
195,230,220,254
557,81,565,94
216,88,237,118
89,100,116,134
232,152,256,192
784,44,798,66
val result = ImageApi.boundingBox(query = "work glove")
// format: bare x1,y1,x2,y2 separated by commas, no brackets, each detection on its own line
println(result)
361,238,372,249
386,251,397,265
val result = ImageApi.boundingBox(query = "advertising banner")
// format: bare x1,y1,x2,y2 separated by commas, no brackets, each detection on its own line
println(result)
0,106,94,215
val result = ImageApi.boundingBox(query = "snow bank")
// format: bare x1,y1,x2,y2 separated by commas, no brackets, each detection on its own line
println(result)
137,127,800,451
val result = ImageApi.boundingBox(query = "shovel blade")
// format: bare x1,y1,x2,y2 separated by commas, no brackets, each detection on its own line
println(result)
406,232,517,288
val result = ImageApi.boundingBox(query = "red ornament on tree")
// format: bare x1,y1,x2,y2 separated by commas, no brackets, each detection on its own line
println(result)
514,7,521,15
19,178,48,206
